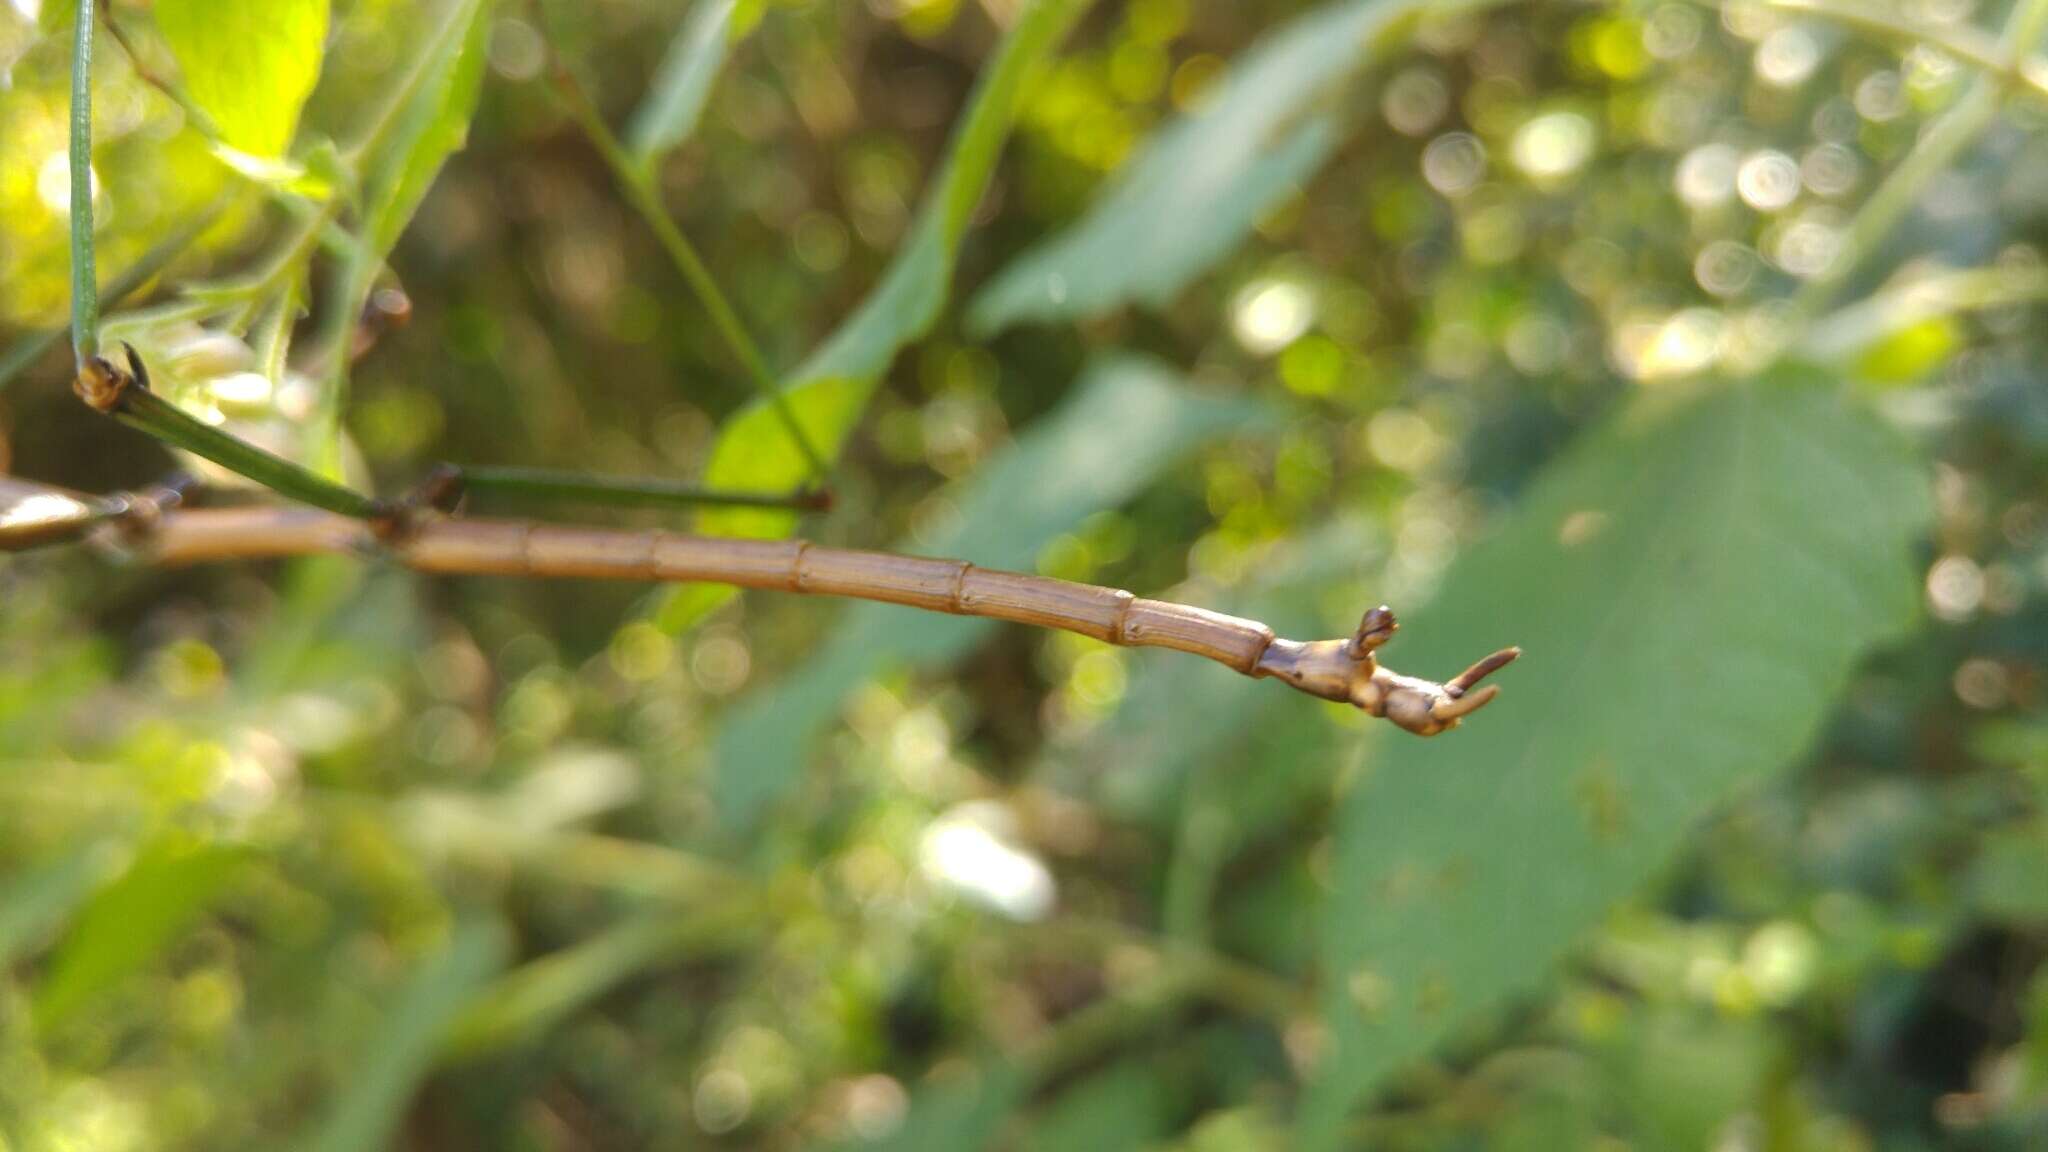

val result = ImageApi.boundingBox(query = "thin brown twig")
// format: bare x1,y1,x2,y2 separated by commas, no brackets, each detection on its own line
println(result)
0,482,1517,737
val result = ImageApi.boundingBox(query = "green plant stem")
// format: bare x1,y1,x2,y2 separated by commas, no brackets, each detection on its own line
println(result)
1769,0,2048,364
450,465,831,513
0,201,224,394
1804,265,2048,358
69,0,100,364
546,66,830,485
98,367,384,519
1762,0,2048,98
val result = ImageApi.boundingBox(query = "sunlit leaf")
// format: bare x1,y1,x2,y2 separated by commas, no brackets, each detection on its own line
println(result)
1296,373,1930,1147
968,0,1490,334
713,355,1271,829
33,837,250,1029
698,0,1094,540
154,0,329,162
624,0,763,164
354,0,495,262
299,921,508,1152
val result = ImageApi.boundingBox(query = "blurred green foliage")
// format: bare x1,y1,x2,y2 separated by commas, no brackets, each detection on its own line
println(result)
2,0,2047,1149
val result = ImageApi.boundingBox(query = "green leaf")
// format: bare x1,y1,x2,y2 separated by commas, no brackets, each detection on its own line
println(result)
1023,1061,1174,1152
354,0,494,263
968,0,1494,335
698,0,1094,541
298,921,508,1152
155,0,330,161
624,0,761,164
443,908,752,1060
0,838,127,970
1296,373,1930,1147
713,355,1270,829
33,837,250,1029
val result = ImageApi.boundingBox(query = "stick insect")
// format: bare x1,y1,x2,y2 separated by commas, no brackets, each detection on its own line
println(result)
0,468,1518,737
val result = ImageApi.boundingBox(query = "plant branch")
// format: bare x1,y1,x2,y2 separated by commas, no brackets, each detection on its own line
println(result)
1768,0,2048,361
2,495,1517,736
426,464,832,514
544,62,831,486
69,0,100,364
1762,0,2048,98
70,349,385,520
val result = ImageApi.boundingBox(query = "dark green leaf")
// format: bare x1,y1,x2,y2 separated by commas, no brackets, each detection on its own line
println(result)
298,921,508,1152
1024,1060,1174,1152
1296,374,1930,1146
155,0,329,162
34,837,250,1029
713,355,1270,829
699,0,1094,540
624,0,761,164
443,908,752,1059
0,838,127,970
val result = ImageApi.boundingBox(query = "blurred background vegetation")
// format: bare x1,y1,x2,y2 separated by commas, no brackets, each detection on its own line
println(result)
1,0,2046,1147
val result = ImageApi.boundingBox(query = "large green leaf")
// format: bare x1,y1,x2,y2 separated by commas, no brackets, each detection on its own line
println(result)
968,0,1506,335
155,0,329,162
33,837,250,1029
713,355,1270,829
624,0,761,164
298,921,508,1152
1295,374,1930,1146
698,0,1094,540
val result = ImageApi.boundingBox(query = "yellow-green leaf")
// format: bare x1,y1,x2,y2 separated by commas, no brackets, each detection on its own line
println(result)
155,0,330,161
697,0,1094,542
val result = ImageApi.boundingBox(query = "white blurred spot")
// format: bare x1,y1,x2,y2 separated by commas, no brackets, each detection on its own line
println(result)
1382,67,1450,137
1637,308,1726,379
1755,25,1822,88
1676,143,1741,208
1801,143,1861,198
1421,132,1488,196
1953,658,2010,709
1771,216,1842,278
1231,279,1314,355
1512,111,1596,180
844,1075,909,1141
1694,240,1759,297
1366,408,1443,473
1926,555,1984,621
1645,3,1705,60
37,151,97,216
693,1068,753,1134
1737,150,1802,211
918,802,1055,922
208,372,274,411
1855,70,1907,122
